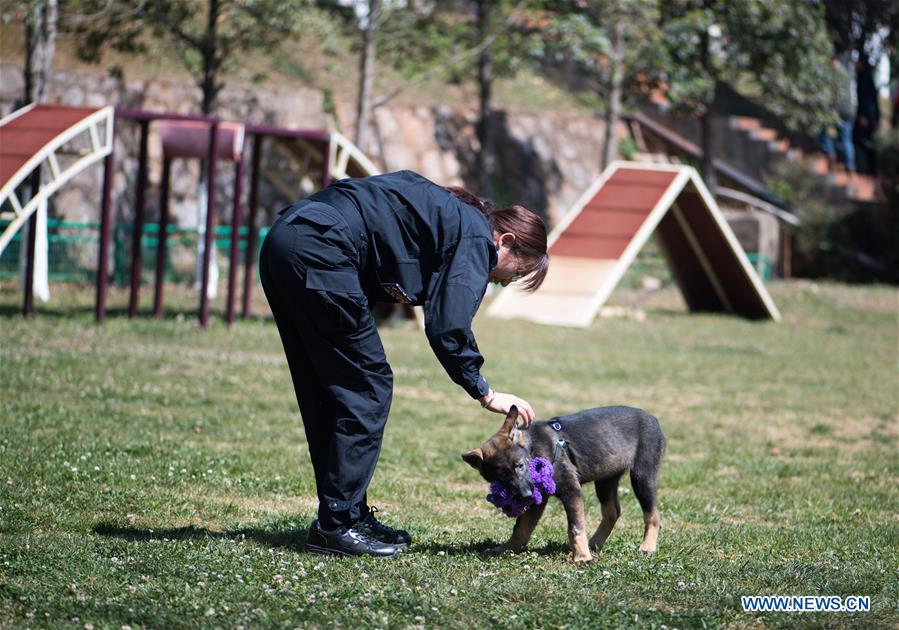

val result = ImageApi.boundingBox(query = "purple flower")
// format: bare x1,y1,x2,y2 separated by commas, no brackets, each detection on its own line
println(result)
484,457,556,518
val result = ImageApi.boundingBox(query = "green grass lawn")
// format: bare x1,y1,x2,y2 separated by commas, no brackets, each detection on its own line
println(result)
1,280,896,628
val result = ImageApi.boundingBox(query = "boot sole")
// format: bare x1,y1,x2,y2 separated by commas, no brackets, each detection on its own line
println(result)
304,542,401,558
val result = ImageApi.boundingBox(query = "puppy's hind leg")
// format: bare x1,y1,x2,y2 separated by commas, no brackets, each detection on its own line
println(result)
589,474,622,552
630,467,661,553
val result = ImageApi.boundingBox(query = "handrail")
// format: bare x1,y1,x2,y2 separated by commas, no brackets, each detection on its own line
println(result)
623,111,796,216
715,187,800,226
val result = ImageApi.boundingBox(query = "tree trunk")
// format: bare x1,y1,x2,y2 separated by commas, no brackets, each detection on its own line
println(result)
699,26,717,191
700,106,717,190
201,0,220,115
602,20,624,170
355,0,381,154
700,80,719,192
23,0,58,105
475,0,494,197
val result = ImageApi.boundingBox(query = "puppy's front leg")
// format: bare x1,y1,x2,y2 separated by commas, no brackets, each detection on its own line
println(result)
506,501,547,551
488,502,546,555
561,490,593,563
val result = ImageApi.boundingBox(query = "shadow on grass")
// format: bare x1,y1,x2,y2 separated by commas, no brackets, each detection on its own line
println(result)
93,522,573,559
93,522,308,552
409,539,571,559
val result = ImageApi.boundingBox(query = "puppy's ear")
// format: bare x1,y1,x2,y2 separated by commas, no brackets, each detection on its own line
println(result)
461,448,484,469
500,405,519,437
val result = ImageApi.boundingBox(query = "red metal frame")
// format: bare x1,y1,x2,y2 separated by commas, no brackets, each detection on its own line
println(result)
94,109,334,326
128,119,150,318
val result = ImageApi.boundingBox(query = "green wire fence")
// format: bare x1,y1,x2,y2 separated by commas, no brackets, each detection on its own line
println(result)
0,219,270,284
1,220,770,286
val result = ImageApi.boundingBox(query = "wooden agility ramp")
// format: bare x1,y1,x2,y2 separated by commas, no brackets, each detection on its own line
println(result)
487,161,780,327
0,104,114,256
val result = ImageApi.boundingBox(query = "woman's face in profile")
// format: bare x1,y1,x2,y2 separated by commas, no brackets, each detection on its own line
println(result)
489,232,523,287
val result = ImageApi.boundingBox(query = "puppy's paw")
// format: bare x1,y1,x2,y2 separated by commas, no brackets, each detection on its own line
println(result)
485,544,508,556
572,553,594,564
637,545,657,553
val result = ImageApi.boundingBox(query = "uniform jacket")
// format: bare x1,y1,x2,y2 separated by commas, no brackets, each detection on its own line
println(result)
297,170,498,400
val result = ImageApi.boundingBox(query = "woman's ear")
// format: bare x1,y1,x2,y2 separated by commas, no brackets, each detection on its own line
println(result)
498,232,516,250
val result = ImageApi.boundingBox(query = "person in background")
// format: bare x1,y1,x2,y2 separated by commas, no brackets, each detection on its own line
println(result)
854,57,881,175
819,55,856,173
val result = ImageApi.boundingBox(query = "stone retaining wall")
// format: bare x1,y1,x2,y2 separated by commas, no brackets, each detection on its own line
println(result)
1,62,615,232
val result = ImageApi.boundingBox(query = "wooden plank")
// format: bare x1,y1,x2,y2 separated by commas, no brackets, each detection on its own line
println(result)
675,188,770,318
610,168,680,186
490,291,599,327
550,167,677,261
540,256,618,293
589,181,673,210
550,236,630,259
489,256,618,326
562,210,652,236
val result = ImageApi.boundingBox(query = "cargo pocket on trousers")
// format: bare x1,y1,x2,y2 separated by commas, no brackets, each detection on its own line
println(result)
305,266,367,335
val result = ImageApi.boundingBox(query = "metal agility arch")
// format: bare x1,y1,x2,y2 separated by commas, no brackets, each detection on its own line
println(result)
0,105,115,316
0,104,114,255
0,103,379,324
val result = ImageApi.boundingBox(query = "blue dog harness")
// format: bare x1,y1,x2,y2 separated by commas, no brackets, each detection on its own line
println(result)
513,421,567,463
550,421,567,462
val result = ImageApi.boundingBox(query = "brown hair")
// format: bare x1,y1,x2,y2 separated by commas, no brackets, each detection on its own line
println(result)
446,186,549,292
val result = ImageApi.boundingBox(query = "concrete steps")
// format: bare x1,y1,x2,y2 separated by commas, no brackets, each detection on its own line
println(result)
727,116,878,202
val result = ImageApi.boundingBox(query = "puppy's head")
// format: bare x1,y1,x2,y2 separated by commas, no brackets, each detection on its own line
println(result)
461,406,533,499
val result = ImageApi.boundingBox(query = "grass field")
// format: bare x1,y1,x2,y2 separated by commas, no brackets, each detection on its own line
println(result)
1,280,896,628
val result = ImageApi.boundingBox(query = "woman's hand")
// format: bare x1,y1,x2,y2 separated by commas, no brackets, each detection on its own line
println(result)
480,390,536,427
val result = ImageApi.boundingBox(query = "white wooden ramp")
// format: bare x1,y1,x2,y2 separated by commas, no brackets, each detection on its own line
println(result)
487,161,780,327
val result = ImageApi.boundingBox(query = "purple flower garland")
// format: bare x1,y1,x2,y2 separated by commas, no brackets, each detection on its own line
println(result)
485,457,557,518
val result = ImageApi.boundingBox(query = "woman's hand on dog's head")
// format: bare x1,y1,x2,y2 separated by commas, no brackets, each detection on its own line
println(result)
484,392,535,427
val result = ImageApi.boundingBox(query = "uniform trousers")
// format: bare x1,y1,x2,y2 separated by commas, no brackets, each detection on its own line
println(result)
259,205,393,530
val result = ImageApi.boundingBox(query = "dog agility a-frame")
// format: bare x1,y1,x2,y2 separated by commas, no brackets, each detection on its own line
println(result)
488,161,781,327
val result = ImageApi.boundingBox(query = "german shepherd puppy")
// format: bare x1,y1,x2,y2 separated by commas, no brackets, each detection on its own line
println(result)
462,405,665,563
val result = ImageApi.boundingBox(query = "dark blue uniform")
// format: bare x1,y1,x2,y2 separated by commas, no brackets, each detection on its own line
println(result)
260,171,497,529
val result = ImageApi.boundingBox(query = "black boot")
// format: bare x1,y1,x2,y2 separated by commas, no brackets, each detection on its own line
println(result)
356,507,412,547
305,520,401,558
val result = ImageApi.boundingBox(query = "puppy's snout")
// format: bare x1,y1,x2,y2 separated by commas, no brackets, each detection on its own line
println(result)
520,488,533,499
